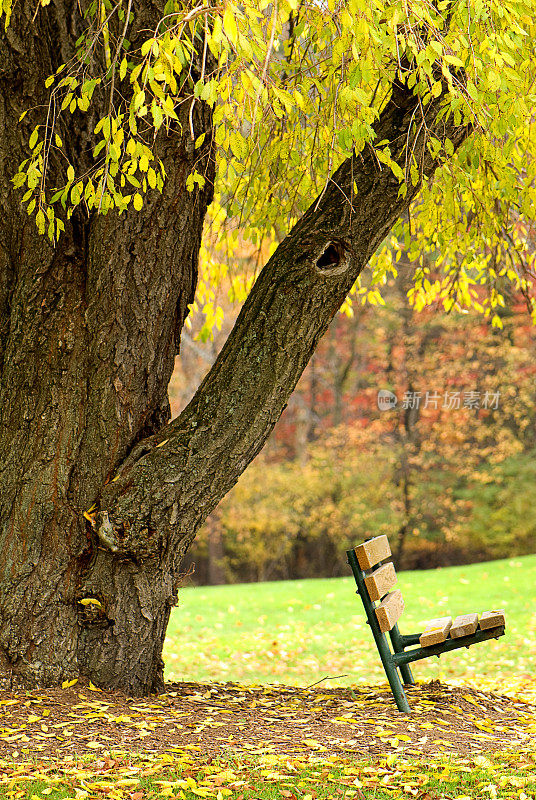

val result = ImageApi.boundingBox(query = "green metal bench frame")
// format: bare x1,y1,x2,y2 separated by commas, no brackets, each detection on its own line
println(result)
346,546,506,713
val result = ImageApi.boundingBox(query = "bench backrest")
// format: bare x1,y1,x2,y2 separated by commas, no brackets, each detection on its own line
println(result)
350,535,404,633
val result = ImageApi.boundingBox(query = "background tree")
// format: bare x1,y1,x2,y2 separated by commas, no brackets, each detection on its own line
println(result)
184,282,536,584
0,0,535,694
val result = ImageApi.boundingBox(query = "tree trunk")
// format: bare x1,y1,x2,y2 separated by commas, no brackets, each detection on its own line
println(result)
0,1,214,692
0,2,471,695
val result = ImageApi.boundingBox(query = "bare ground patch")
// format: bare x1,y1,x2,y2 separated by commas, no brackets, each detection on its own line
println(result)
0,680,534,761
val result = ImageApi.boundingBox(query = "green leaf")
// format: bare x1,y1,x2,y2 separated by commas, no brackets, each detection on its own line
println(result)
467,81,479,101
71,182,83,205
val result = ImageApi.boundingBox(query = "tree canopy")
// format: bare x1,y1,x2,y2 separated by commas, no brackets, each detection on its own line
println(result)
8,0,536,329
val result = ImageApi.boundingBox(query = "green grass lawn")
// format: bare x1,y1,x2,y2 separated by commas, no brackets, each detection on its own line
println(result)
164,554,536,689
2,752,535,800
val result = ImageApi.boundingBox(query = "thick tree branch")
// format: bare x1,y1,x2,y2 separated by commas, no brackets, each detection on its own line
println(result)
95,79,471,565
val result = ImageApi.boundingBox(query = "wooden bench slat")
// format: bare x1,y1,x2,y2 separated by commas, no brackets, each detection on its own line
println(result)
450,612,479,639
375,590,404,633
479,610,506,630
364,562,397,601
419,616,453,647
354,535,391,570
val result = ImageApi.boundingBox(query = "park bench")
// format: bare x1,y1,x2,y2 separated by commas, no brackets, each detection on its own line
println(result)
346,535,506,713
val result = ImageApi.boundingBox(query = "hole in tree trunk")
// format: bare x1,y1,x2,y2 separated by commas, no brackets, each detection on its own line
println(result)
314,241,349,276
316,243,342,269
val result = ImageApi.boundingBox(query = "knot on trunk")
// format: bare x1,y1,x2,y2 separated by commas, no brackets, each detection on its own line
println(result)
95,508,164,561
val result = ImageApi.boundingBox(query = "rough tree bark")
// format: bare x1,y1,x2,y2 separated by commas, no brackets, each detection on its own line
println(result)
0,1,214,692
0,2,471,694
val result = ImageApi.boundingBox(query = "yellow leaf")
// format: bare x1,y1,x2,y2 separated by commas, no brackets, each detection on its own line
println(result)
79,598,102,608
88,681,102,691
474,721,493,733
61,678,78,689
223,7,238,45
301,739,325,750
463,695,483,707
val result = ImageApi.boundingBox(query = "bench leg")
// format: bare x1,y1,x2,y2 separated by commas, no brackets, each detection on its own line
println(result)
383,654,411,713
375,628,411,712
399,663,415,686
389,625,416,686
